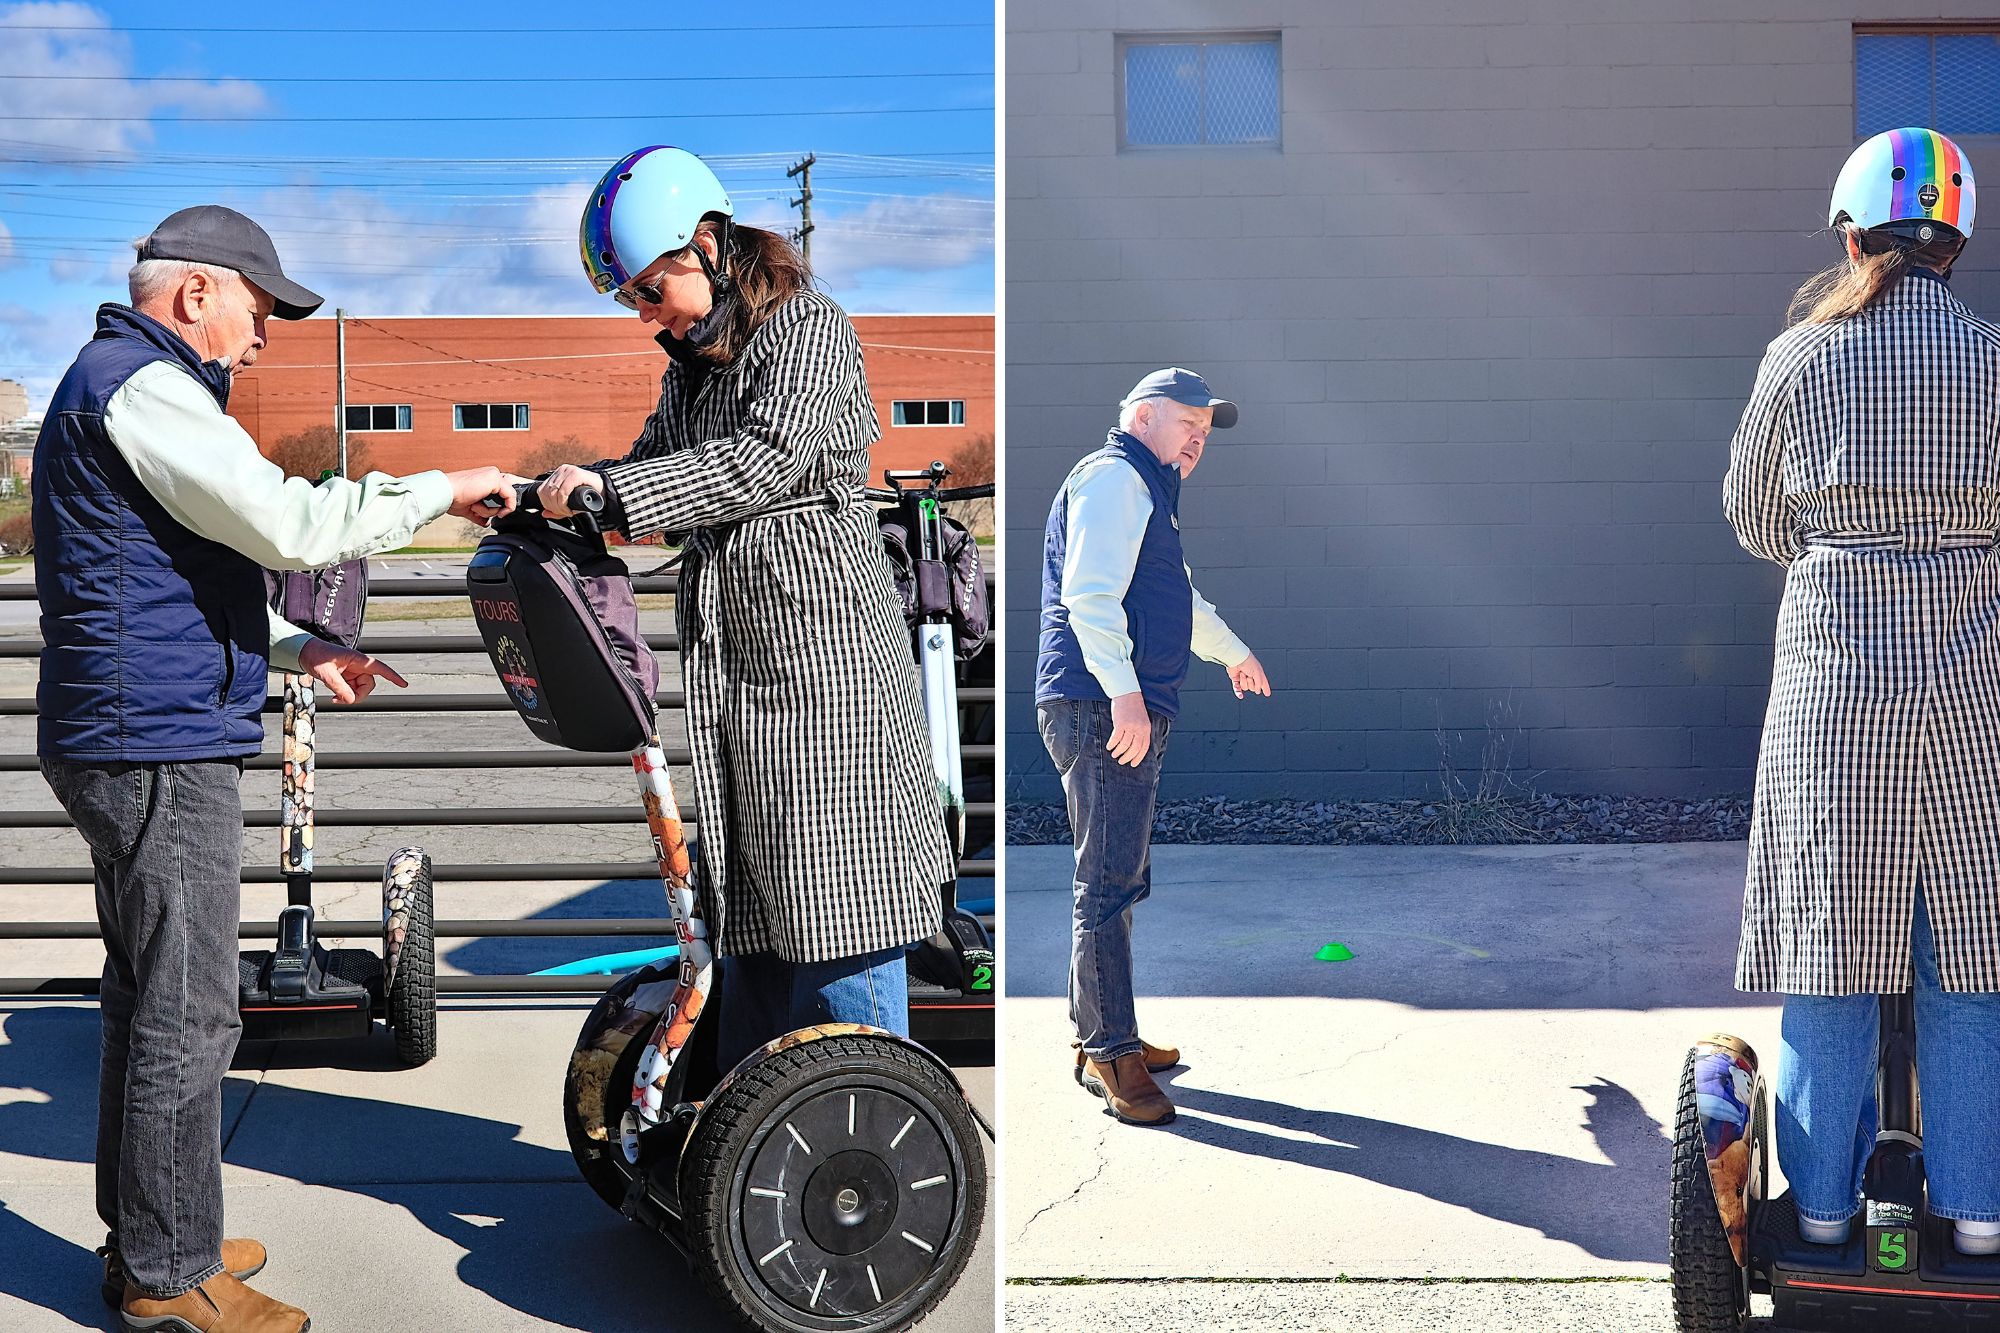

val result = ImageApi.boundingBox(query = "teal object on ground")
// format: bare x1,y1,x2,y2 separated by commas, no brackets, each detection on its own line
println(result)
535,944,679,977
1316,941,1355,962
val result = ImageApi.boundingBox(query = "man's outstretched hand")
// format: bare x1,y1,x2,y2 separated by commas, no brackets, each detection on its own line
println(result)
298,638,409,705
1228,652,1271,699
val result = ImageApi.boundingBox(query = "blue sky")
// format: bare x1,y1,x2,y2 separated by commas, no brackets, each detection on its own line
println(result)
0,0,995,412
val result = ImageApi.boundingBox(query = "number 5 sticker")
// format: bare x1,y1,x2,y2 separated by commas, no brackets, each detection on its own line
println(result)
1877,1231,1908,1269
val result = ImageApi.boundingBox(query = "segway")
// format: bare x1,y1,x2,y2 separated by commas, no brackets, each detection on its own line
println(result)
236,562,438,1064
466,484,989,1332
1673,1003,2000,1331
874,463,996,1044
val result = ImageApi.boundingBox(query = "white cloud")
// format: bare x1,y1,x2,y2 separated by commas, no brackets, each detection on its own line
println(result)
0,2,266,157
0,217,16,270
804,193,994,293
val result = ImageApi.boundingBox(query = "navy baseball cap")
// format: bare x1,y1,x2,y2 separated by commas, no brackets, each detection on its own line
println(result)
1120,367,1238,429
138,205,324,320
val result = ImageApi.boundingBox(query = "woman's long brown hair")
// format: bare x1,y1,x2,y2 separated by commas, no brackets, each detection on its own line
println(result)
1789,226,1964,325
675,220,812,365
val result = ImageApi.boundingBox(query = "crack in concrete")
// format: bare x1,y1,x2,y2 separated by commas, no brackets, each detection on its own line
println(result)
1013,1113,1117,1245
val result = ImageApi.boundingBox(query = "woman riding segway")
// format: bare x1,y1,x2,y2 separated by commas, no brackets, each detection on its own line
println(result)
1724,126,2000,1260
547,145,954,1074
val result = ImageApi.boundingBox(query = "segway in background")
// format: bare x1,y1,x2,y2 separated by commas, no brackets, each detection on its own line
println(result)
1673,1010,2000,1331
873,462,996,1042
236,562,438,1064
467,483,989,1332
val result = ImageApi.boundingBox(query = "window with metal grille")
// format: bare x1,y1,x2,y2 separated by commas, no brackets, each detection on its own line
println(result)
1118,32,1281,150
1856,26,2000,137
341,404,411,432
891,399,965,427
452,403,531,431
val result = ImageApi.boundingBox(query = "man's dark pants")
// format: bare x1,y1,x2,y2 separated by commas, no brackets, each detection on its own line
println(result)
40,757,244,1298
1037,697,1172,1061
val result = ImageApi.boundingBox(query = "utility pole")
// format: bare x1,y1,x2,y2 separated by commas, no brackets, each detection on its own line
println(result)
333,308,348,479
787,153,816,264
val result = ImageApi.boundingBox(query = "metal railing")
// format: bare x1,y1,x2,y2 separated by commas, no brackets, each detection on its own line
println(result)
0,570,997,996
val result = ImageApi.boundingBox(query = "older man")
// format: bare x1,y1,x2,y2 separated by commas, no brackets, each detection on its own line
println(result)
1036,367,1273,1127
34,205,515,1332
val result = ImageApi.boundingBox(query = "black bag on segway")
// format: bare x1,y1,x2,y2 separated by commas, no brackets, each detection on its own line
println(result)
467,523,658,753
265,560,369,648
877,508,990,661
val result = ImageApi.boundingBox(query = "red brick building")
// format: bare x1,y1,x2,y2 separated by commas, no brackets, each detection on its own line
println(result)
229,312,993,485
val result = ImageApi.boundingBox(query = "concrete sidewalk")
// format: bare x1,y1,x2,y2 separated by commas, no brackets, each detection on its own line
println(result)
1003,842,1775,1332
0,1001,993,1332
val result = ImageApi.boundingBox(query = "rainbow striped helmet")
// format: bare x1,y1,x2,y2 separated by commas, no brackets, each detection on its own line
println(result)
579,146,733,295
1830,127,1976,241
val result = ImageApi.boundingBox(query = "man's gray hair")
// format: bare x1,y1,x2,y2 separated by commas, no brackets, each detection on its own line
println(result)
128,244,239,308
1118,397,1157,432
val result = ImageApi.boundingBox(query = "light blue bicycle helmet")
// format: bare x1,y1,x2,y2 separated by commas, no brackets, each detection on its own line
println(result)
579,145,734,297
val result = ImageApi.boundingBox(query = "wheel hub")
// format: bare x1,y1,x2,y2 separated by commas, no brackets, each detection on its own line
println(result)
736,1080,961,1319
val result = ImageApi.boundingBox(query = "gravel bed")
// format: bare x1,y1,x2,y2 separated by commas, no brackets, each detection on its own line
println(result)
1007,792,1751,846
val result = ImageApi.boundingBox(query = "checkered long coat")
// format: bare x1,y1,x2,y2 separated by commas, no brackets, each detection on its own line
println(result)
1725,271,2000,995
597,289,950,962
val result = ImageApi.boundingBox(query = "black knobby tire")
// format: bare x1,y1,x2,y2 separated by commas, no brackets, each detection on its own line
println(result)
386,854,438,1067
562,967,661,1215
1670,1046,1750,1333
682,1035,986,1333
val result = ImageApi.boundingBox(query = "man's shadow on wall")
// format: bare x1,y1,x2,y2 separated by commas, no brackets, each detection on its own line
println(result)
1161,1074,1672,1264
0,1005,734,1331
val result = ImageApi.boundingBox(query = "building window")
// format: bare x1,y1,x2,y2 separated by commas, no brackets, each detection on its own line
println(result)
453,403,531,431
342,404,411,432
1856,27,2000,137
891,399,965,427
1118,32,1281,150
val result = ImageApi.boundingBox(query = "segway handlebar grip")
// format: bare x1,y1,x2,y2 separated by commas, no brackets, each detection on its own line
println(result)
567,485,604,536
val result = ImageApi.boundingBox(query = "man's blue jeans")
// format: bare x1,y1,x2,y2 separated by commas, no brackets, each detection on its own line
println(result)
1779,891,2000,1227
1038,697,1172,1062
716,946,909,1074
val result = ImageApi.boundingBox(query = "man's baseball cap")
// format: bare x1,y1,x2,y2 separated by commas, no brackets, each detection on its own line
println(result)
137,206,324,320
1120,366,1238,429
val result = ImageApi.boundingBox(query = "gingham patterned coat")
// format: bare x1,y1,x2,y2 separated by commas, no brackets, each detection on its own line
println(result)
1726,271,2000,995
597,289,950,962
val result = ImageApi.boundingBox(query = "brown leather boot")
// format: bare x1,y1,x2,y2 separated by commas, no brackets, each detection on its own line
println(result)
120,1271,308,1333
101,1239,268,1309
1078,1051,1175,1126
1073,1038,1180,1084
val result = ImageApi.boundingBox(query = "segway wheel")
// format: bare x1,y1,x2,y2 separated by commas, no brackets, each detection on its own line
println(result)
682,1034,985,1333
384,853,437,1067
562,967,659,1215
1671,1046,1750,1333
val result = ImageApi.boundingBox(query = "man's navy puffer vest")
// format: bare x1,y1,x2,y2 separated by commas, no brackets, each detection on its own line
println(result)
35,304,269,760
1037,429,1194,720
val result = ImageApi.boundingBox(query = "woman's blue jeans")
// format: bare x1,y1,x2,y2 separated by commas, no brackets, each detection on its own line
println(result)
715,946,910,1074
1778,892,2000,1226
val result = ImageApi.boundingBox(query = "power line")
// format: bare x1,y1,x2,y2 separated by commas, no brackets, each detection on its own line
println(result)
0,70,994,85
0,20,991,33
0,106,995,125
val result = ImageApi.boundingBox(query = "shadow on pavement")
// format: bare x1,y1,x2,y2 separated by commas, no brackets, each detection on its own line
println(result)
0,1005,736,1331
1162,1075,1671,1264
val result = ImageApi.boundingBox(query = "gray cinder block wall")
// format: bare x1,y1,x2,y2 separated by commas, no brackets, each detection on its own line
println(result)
1005,0,2000,803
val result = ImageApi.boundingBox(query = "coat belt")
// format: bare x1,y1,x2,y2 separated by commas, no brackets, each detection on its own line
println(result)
1803,522,1998,554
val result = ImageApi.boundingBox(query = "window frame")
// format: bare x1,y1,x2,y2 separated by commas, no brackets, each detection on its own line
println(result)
1115,30,1283,154
1854,22,2000,137
890,399,967,428
451,402,532,432
341,403,412,433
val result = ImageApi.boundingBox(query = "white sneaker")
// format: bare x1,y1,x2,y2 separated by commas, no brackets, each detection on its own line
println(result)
1956,1220,2000,1255
1798,1214,1852,1245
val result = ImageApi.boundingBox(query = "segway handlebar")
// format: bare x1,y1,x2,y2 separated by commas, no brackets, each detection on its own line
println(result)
482,482,605,535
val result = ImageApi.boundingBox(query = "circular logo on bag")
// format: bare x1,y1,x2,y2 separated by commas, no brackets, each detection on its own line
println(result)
494,635,541,711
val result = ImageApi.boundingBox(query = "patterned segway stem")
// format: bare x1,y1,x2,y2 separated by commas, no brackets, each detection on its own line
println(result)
279,673,315,876
628,739,714,1136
